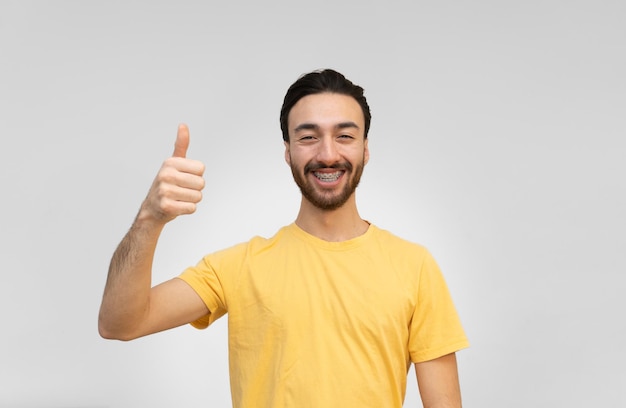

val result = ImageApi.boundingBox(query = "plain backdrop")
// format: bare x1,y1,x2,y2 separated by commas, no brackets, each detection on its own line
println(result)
1,1,624,407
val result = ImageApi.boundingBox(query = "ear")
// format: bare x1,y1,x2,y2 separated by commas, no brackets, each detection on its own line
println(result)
363,138,370,165
284,141,291,165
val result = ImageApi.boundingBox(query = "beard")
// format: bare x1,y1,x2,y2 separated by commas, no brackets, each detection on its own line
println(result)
289,155,365,211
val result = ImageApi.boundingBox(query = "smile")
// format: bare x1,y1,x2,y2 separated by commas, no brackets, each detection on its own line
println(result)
313,171,343,182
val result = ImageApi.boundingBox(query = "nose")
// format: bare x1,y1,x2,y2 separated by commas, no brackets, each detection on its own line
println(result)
316,136,341,165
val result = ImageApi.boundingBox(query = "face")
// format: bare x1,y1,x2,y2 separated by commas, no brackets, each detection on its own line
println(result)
284,92,369,211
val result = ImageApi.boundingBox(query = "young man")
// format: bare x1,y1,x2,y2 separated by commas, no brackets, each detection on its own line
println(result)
99,69,469,407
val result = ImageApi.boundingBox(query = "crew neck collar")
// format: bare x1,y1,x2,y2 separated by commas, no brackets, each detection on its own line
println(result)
287,222,374,251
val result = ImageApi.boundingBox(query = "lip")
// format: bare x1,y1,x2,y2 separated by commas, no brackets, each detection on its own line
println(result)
310,169,345,187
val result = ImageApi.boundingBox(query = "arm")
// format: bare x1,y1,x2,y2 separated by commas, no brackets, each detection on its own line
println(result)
98,124,208,341
415,353,462,408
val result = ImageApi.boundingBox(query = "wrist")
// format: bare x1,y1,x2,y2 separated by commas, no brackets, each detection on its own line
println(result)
134,207,168,232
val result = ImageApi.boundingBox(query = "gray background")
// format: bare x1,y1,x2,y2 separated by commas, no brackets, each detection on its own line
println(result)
1,1,624,407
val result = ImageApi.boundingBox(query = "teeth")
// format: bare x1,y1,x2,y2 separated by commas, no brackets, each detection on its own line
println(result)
314,171,341,182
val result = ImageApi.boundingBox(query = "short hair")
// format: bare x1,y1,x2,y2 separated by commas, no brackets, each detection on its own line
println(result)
280,69,371,142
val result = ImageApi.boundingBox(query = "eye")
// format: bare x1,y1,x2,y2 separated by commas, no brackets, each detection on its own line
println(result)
338,134,354,140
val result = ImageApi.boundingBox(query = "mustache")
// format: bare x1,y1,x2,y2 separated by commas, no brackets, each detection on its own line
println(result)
304,161,353,173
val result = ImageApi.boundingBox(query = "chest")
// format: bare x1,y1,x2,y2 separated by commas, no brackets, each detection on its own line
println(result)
228,247,417,343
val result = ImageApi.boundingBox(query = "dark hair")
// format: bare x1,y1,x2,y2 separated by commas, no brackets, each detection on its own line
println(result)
280,69,371,142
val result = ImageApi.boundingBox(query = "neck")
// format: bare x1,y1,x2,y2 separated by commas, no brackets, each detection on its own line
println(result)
294,194,369,242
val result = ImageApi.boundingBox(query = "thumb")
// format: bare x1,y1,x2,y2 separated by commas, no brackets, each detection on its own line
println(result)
172,124,190,158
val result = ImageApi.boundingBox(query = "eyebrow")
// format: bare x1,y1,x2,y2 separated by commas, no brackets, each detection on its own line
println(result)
294,121,360,133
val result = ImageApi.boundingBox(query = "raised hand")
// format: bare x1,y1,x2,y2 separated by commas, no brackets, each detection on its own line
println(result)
139,124,206,224
99,124,208,340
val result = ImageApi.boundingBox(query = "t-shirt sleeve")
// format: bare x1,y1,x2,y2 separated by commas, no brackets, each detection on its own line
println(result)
177,255,227,329
177,242,247,329
408,249,469,363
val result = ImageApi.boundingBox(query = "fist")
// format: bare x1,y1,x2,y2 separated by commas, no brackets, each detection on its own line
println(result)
141,124,206,223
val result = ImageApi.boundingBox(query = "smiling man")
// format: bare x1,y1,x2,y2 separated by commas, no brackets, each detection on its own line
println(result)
99,69,469,407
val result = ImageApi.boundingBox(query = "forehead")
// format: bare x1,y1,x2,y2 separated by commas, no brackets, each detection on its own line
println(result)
288,93,364,131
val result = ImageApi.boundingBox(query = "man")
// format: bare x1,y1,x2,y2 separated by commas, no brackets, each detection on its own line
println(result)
99,69,469,407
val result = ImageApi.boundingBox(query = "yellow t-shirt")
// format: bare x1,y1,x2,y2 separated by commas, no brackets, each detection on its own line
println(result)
178,223,468,408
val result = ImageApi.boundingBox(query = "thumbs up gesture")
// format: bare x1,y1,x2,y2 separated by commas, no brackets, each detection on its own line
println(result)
139,124,206,224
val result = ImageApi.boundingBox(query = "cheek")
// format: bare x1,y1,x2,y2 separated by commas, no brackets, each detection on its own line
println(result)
287,149,307,167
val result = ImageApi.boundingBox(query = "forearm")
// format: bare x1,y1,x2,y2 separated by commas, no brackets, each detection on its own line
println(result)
98,213,164,340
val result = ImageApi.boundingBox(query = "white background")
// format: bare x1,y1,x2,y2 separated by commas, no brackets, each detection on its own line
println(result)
1,1,624,407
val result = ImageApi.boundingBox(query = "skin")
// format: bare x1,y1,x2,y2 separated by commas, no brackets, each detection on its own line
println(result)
99,94,462,407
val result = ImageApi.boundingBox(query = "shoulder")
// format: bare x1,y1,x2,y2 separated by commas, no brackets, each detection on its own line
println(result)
205,225,293,261
368,225,445,278
369,225,430,256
